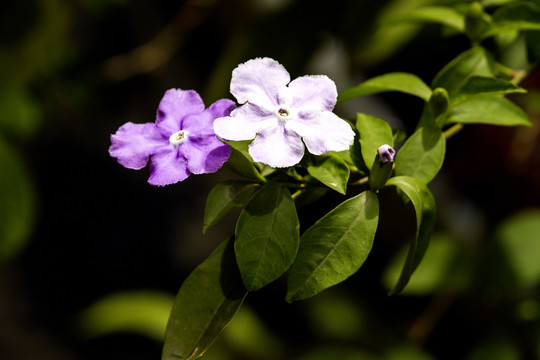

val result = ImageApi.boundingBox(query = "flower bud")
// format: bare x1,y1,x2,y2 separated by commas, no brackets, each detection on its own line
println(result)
465,2,491,42
428,87,450,119
377,144,396,164
370,145,395,190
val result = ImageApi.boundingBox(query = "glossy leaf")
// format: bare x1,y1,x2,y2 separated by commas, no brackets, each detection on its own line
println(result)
394,126,445,184
235,182,299,291
306,154,350,194
224,141,266,183
432,47,493,94
385,6,465,33
445,95,531,127
286,191,379,302
483,2,540,38
203,180,257,233
356,113,394,170
452,76,526,102
338,72,432,103
0,137,35,264
162,237,247,360
385,176,436,295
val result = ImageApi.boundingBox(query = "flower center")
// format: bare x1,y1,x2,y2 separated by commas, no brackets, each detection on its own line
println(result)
169,130,189,146
276,107,295,121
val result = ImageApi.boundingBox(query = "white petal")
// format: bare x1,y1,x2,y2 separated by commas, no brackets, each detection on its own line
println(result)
213,104,275,141
248,125,305,168
287,112,355,155
230,58,290,111
288,75,338,111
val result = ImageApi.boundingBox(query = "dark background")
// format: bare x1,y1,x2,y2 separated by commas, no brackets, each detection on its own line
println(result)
1,0,540,359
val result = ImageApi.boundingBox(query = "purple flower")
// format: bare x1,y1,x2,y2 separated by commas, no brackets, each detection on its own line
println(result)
109,89,235,186
213,58,355,168
377,144,395,164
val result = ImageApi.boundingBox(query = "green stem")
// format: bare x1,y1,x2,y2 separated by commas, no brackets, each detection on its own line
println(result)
348,176,369,186
443,124,463,139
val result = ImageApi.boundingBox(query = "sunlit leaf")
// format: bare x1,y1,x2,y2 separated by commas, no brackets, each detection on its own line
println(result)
203,180,257,233
78,291,173,342
385,6,465,33
306,154,350,194
338,72,432,103
235,182,299,291
445,95,531,127
162,237,247,360
286,191,379,302
394,126,445,184
385,176,436,295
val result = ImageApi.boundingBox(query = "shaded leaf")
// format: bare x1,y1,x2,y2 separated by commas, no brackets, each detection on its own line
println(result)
235,182,299,291
432,47,493,94
483,2,540,38
386,6,465,33
203,180,257,233
162,237,247,360
394,126,445,184
452,75,526,102
445,95,531,127
286,191,379,302
385,176,436,295
356,113,394,170
306,154,350,194
224,141,266,183
338,72,432,103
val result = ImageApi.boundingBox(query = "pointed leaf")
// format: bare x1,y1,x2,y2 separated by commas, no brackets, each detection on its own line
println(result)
386,6,465,33
235,182,299,291
356,113,394,170
338,72,432,103
203,180,257,233
162,237,247,360
286,191,379,302
432,47,493,95
445,95,531,127
394,126,446,184
483,2,540,38
306,154,350,194
452,76,526,102
385,176,436,295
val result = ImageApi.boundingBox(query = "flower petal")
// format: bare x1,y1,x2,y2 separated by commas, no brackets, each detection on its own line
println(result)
109,122,164,169
155,89,205,136
214,103,275,141
148,148,190,186
288,75,338,111
287,112,355,155
182,99,236,137
248,125,305,168
230,58,290,111
183,137,231,174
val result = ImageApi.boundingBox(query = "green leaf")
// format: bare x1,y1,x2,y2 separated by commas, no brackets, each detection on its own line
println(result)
223,141,266,183
445,95,531,127
338,72,432,103
162,237,247,360
235,182,299,291
385,176,436,295
452,75,526,102
306,154,350,194
385,6,465,33
432,47,493,95
78,291,173,342
286,191,379,302
0,137,35,264
203,180,257,234
483,2,540,38
497,209,540,288
356,113,394,170
394,126,445,184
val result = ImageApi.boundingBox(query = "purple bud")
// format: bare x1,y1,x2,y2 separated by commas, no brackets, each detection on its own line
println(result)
377,144,395,164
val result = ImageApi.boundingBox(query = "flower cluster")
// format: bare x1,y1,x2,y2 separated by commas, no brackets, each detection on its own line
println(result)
109,58,355,184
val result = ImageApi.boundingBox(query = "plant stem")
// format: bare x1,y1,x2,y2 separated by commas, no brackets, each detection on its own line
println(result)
443,124,463,139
